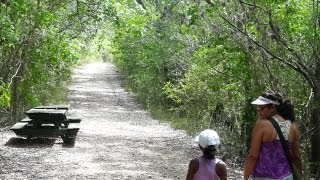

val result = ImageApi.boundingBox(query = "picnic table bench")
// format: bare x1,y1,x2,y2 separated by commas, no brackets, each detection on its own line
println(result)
10,105,81,144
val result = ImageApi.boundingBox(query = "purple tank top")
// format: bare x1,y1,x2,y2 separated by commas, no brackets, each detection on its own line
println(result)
252,139,292,179
194,156,220,180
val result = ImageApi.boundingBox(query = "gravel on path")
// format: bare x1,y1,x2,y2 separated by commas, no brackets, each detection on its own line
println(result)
0,61,198,180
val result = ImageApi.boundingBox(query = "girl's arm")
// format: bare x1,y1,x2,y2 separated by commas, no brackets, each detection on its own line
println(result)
186,158,199,180
216,161,227,180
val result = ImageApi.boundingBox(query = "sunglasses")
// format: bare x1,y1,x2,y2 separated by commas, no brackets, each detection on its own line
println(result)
257,105,269,111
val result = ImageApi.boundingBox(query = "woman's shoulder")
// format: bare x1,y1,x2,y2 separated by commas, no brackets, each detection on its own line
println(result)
289,121,299,140
290,121,298,128
254,119,272,128
252,119,275,139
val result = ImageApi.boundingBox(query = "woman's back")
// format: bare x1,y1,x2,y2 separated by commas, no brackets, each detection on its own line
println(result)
253,117,292,178
259,115,296,144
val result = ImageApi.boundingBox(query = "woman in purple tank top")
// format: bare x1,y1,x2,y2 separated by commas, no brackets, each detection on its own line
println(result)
243,91,303,180
186,129,227,180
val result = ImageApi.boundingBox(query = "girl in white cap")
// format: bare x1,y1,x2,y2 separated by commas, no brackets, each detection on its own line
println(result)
243,91,303,180
186,129,227,180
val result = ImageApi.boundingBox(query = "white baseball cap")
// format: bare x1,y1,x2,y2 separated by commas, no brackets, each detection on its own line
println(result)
195,129,220,148
251,96,280,105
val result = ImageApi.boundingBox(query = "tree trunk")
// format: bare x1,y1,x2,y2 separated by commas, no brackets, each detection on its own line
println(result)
10,77,19,123
310,75,320,175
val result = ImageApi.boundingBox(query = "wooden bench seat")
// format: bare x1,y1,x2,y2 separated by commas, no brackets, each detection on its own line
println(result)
11,126,79,137
67,118,81,123
20,117,33,123
33,105,70,110
13,128,68,137
10,122,29,130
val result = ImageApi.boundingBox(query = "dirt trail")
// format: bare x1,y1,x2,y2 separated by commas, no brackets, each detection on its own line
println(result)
0,61,197,180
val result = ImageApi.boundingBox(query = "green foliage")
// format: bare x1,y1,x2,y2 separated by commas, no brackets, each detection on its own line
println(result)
108,1,319,172
1,0,318,174
111,2,185,108
0,0,115,121
0,81,10,108
165,41,245,112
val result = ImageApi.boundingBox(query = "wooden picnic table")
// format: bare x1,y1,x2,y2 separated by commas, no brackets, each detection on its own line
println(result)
10,105,81,144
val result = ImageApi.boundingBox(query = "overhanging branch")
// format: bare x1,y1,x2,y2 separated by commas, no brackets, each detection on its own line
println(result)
238,0,266,12
219,14,315,88
267,10,311,76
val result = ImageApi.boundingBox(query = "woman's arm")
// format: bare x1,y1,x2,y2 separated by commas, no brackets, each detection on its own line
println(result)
216,161,227,180
243,120,264,180
186,158,199,180
290,122,303,172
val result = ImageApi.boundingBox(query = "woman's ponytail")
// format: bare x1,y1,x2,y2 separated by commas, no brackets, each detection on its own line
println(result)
277,99,295,122
262,91,295,122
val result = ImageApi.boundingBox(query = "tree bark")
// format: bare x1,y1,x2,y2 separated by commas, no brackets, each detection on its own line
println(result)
311,90,320,175
310,62,320,175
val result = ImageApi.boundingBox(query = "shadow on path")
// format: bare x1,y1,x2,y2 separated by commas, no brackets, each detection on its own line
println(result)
5,137,57,148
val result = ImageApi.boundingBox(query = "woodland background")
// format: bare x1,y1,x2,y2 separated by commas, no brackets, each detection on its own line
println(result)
0,0,319,178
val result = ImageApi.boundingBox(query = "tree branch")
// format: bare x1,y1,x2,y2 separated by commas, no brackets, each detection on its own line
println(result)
135,0,147,10
238,0,267,12
160,0,181,20
219,14,315,88
9,60,22,86
267,10,311,76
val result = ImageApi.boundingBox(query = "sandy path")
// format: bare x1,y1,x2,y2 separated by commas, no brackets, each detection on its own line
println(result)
0,61,197,180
